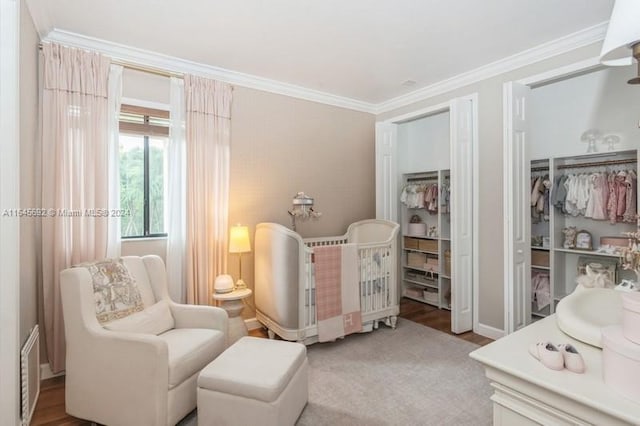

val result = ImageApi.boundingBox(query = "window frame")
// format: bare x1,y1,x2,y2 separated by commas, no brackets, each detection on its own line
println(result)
119,104,169,239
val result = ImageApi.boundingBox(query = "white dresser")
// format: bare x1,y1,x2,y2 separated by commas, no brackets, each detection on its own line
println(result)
470,316,640,425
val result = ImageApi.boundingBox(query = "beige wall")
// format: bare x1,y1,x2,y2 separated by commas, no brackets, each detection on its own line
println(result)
19,0,40,345
229,86,376,317
377,43,604,331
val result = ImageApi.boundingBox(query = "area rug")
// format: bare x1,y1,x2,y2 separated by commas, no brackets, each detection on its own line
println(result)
179,318,492,425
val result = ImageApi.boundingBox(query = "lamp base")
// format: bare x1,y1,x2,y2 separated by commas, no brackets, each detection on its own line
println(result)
235,278,247,290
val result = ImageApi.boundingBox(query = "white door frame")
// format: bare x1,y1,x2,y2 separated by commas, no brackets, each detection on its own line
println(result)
377,94,480,334
0,0,22,424
502,56,603,334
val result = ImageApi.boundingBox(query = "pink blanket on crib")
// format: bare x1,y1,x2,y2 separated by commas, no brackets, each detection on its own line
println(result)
314,244,362,342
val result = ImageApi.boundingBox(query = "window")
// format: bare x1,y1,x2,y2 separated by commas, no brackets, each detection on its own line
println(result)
119,104,169,238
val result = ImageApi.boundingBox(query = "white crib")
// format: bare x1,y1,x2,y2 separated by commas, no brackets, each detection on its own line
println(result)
254,219,400,344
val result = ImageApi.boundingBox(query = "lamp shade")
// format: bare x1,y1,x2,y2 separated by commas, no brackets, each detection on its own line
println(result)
229,225,251,253
600,0,640,66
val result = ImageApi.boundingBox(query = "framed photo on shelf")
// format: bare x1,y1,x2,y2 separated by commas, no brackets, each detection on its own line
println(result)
575,229,593,250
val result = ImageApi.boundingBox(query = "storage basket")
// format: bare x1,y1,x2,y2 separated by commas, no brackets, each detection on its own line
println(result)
405,286,423,299
418,239,438,252
531,249,549,267
404,237,419,249
444,250,451,276
405,270,437,287
407,252,427,268
422,288,439,304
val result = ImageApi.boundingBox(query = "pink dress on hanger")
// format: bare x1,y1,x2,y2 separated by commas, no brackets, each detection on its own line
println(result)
608,172,618,224
623,170,637,223
616,172,627,220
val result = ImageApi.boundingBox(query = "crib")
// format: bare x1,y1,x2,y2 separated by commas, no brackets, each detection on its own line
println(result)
254,219,400,344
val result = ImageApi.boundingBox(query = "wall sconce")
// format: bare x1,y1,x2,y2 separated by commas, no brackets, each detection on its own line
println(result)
288,192,322,231
600,0,640,84
229,225,251,290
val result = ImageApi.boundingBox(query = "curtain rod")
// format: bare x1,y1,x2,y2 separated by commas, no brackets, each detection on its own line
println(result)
38,42,183,79
557,158,637,170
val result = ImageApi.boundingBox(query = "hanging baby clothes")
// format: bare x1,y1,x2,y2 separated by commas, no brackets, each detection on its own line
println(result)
400,183,426,209
531,272,551,311
585,173,608,220
623,170,637,223
423,184,439,214
616,171,627,221
607,172,618,224
440,181,450,214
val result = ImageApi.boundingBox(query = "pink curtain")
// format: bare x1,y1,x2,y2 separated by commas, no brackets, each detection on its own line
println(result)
41,44,112,373
184,75,232,305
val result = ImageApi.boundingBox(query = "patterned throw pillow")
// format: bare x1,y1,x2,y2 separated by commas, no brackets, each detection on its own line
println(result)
81,259,144,324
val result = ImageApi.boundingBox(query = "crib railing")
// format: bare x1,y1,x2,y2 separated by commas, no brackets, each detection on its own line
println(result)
301,237,396,329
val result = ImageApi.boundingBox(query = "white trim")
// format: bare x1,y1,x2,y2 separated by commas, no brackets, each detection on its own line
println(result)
0,0,22,424
38,22,608,116
40,363,64,381
475,323,505,341
470,93,480,338
518,56,603,86
244,317,262,331
502,82,513,335
375,22,608,114
42,29,377,114
381,101,450,124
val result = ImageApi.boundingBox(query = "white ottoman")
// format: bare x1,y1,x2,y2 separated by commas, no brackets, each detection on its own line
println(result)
197,336,308,426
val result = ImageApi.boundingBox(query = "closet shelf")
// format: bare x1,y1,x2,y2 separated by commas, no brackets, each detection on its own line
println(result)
531,311,548,318
554,248,621,258
403,248,439,255
531,265,550,271
404,234,440,240
403,279,438,289
531,247,550,251
402,264,439,274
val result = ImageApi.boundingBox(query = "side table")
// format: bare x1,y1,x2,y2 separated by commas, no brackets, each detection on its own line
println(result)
213,288,252,344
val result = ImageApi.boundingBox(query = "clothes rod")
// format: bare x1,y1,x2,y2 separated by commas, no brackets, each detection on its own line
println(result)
38,42,183,79
531,166,549,172
557,158,637,170
406,176,438,182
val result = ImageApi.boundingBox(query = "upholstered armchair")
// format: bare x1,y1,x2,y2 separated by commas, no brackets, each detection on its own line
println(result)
60,255,228,426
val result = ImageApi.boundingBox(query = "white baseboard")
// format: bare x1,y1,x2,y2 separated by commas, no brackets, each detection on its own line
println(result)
475,323,505,341
244,317,262,331
40,363,64,380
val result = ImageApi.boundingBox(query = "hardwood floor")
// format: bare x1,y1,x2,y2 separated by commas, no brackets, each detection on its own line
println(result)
31,299,492,425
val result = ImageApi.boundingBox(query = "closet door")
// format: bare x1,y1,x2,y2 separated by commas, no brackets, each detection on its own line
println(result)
375,122,398,222
450,96,474,333
504,82,532,334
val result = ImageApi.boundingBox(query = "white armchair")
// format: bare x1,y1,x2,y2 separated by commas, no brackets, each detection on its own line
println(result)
60,255,228,426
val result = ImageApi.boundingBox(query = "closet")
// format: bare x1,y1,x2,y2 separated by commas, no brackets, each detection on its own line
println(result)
529,150,638,321
395,111,454,311
522,65,640,325
376,96,477,333
400,170,451,309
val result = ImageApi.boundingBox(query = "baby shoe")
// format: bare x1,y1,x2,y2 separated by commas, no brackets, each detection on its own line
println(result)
528,342,564,371
557,343,585,373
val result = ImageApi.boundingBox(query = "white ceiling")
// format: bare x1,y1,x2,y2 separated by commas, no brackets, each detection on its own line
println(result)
26,0,615,106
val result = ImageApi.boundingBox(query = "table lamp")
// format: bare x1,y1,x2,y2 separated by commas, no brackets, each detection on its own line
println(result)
229,224,251,290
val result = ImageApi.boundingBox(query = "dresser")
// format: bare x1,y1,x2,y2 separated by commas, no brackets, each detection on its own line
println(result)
470,316,640,425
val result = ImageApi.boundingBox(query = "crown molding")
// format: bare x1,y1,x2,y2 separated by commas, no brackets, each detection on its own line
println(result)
374,21,609,114
42,21,608,116
42,29,378,114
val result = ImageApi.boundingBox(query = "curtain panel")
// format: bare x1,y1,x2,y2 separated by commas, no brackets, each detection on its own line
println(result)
184,75,232,305
40,43,121,372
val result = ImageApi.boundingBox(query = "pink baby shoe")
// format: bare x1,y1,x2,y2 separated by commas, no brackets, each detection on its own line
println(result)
557,343,585,373
528,342,564,370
